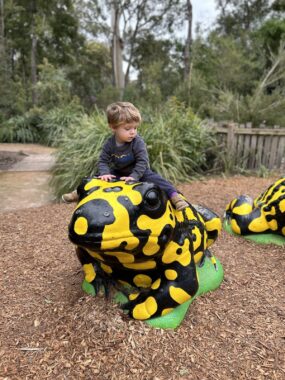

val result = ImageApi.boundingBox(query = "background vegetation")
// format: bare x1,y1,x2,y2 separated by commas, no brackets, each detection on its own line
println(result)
0,0,284,195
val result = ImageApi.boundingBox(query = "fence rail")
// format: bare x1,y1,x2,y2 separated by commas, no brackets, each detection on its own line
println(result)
209,122,285,170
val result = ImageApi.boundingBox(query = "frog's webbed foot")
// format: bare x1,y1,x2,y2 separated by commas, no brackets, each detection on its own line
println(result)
90,275,114,298
83,262,115,298
113,283,140,299
199,249,218,271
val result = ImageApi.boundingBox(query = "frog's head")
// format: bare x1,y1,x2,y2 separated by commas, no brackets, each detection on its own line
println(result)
68,178,176,255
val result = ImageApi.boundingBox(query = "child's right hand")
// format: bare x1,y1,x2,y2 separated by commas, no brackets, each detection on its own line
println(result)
98,174,116,181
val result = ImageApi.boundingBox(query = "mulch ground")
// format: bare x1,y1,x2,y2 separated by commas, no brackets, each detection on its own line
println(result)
0,175,284,380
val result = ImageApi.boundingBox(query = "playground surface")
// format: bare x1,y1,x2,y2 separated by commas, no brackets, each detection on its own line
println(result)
0,145,284,379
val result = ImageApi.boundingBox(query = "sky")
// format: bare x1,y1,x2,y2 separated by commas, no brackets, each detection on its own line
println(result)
191,0,219,31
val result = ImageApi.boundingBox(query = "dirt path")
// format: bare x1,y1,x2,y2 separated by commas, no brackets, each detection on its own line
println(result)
0,143,56,212
0,174,284,380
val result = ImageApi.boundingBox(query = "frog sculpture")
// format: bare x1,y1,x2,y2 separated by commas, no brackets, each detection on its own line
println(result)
68,177,222,321
225,177,285,236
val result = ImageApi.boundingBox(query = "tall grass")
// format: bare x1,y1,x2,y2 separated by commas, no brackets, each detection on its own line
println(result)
50,110,110,197
141,101,215,182
51,101,217,199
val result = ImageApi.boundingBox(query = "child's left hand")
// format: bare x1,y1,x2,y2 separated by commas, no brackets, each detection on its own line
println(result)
120,176,135,182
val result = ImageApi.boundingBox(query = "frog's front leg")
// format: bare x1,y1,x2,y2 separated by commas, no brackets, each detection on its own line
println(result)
122,258,198,320
199,248,218,271
76,247,112,296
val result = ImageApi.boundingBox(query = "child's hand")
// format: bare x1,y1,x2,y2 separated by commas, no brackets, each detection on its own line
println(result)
120,176,135,182
98,174,116,181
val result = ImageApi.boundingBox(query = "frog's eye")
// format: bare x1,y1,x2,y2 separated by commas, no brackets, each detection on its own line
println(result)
144,189,161,209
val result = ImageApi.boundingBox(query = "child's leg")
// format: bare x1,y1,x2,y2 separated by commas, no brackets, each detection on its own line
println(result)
62,190,79,203
62,173,121,204
140,169,188,210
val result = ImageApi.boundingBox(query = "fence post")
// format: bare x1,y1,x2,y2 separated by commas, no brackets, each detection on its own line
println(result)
227,123,235,152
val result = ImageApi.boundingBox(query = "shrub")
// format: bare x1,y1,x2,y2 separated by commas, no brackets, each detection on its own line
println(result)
40,102,84,147
140,99,216,182
0,109,43,143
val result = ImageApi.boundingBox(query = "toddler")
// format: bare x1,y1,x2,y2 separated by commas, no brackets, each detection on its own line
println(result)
62,102,188,211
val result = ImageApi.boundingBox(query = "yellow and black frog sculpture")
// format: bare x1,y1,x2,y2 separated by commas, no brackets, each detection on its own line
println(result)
225,177,285,239
68,177,222,322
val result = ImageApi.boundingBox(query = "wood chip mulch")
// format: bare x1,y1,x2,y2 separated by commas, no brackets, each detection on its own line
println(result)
0,175,284,380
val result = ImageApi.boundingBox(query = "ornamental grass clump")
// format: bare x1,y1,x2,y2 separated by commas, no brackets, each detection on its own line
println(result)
50,110,109,198
141,101,215,183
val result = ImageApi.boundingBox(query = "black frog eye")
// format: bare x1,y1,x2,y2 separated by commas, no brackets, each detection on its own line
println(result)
144,189,161,209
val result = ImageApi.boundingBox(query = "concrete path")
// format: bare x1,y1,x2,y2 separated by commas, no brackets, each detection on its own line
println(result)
0,143,57,212
8,153,56,171
0,143,56,172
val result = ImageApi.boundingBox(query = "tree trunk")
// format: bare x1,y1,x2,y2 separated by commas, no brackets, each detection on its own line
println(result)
31,12,38,105
111,5,124,99
183,0,193,82
0,0,5,58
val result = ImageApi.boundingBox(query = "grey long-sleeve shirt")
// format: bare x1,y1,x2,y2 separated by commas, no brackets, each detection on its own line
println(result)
97,134,150,180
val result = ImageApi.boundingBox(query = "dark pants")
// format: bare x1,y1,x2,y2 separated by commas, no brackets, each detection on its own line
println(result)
140,169,177,198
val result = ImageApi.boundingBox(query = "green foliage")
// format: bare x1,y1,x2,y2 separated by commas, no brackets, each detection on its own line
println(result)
50,110,110,198
256,164,271,178
5,0,83,70
36,60,74,109
0,102,84,145
272,0,285,12
254,18,285,58
67,41,113,109
140,99,216,182
192,34,261,96
0,110,42,143
205,44,285,125
0,64,26,119
40,103,85,147
132,34,183,105
215,0,271,36
95,85,121,110
50,101,217,198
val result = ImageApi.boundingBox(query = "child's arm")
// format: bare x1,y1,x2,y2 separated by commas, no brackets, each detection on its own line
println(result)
129,136,150,180
98,138,112,178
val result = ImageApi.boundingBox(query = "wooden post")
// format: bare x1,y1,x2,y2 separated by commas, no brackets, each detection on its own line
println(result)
227,123,235,152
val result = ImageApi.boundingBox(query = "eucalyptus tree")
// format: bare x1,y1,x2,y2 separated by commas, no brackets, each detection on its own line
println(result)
184,0,193,82
76,0,190,98
0,0,4,57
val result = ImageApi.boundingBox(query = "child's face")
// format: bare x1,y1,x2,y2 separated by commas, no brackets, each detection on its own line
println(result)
112,122,138,144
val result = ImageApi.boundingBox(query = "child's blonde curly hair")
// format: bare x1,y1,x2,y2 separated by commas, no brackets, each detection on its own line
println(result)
106,102,141,127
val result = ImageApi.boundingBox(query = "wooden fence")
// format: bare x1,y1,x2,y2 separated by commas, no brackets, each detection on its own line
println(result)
209,122,285,170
